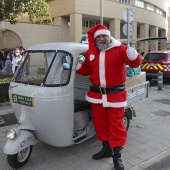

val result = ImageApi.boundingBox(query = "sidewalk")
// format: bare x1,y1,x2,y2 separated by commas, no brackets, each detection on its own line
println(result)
0,85,170,170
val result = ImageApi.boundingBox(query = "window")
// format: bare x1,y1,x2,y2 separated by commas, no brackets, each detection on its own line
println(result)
83,20,102,28
103,22,109,29
156,8,163,15
89,21,99,28
83,20,89,28
145,53,167,61
14,51,72,86
119,0,130,5
82,19,109,28
146,4,154,12
135,0,144,8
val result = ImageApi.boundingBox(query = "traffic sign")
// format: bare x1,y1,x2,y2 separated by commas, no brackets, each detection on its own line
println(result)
122,8,134,44
123,9,134,23
122,23,134,36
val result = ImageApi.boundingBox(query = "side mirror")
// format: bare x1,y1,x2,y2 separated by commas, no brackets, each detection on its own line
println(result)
77,55,85,64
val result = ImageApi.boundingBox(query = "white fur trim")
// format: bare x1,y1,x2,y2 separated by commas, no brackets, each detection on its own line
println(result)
99,51,106,86
86,95,103,104
109,37,121,47
90,54,95,61
85,95,127,108
94,29,110,38
103,100,127,107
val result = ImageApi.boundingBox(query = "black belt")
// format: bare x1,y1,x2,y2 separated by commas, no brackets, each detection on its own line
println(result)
90,84,125,94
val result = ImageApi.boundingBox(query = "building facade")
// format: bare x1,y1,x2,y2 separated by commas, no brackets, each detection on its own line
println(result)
48,0,169,52
0,0,169,53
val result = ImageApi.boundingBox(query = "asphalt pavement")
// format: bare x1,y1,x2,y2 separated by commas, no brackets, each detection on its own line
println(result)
0,79,170,170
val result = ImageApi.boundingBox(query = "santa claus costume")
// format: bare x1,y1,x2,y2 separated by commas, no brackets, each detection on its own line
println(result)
76,24,141,170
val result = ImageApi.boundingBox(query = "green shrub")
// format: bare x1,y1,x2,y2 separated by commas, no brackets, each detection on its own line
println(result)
0,77,12,103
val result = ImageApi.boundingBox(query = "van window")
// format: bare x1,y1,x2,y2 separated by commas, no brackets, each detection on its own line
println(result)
14,51,72,86
14,52,49,85
145,53,167,61
45,52,72,86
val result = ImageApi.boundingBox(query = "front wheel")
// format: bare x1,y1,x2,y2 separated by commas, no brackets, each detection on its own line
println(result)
7,145,33,169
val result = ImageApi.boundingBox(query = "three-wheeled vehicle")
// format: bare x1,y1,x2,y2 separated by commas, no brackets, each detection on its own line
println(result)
3,42,149,169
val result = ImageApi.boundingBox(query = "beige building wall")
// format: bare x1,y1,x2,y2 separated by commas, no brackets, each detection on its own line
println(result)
47,0,169,51
109,19,121,39
1,31,21,49
0,22,62,49
70,13,82,42
150,26,158,51
167,7,170,49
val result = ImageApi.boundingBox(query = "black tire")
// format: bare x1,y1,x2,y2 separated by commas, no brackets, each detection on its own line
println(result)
163,78,170,84
146,77,152,82
123,112,130,131
7,145,33,169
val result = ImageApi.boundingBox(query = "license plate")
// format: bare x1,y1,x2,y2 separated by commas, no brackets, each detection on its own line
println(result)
11,94,34,107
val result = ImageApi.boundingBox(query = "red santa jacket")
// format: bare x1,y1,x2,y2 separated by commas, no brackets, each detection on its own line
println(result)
76,37,141,108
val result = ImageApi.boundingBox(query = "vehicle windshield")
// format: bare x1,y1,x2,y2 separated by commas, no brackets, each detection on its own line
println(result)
144,53,167,61
13,50,72,86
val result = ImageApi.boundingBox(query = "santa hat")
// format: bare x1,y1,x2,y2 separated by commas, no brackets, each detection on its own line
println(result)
14,48,20,55
87,24,110,55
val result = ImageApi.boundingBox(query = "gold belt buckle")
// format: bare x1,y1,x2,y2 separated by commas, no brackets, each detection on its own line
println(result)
99,86,106,94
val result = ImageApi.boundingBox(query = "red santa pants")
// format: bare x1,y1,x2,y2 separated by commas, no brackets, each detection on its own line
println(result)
91,103,127,148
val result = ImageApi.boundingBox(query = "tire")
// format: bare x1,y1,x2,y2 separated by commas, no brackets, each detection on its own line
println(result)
146,77,152,82
7,145,33,169
123,112,130,131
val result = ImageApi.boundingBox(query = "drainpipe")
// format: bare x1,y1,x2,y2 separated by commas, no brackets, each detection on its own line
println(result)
100,0,103,25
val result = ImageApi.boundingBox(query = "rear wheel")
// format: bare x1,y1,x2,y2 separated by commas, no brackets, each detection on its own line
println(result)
164,78,170,83
146,77,152,82
123,112,130,130
7,145,33,169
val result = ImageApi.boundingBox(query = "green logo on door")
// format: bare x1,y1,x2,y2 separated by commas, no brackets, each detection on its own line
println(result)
11,94,34,107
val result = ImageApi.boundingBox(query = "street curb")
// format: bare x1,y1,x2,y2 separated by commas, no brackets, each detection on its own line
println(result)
129,149,170,170
0,101,10,106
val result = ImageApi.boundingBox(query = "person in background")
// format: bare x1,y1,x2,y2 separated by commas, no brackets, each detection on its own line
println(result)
0,50,4,70
19,46,25,56
76,24,141,170
140,52,145,61
1,55,12,75
5,51,13,62
12,48,22,74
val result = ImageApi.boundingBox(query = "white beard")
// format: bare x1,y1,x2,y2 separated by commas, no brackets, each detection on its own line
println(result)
96,37,110,51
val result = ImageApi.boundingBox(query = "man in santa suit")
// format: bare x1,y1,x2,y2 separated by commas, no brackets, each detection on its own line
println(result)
76,24,141,170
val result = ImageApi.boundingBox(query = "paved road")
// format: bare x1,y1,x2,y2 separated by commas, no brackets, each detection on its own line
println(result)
0,79,170,170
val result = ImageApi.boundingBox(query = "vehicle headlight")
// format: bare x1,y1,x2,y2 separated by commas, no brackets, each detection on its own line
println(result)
6,128,20,139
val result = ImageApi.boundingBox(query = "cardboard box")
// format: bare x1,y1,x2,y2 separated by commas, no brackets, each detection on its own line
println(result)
125,72,146,89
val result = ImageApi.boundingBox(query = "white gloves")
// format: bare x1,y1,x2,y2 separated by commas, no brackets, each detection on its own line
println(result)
126,44,138,61
75,63,82,70
75,55,85,70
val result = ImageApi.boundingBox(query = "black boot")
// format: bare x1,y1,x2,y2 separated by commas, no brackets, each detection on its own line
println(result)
92,141,112,160
113,147,124,170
